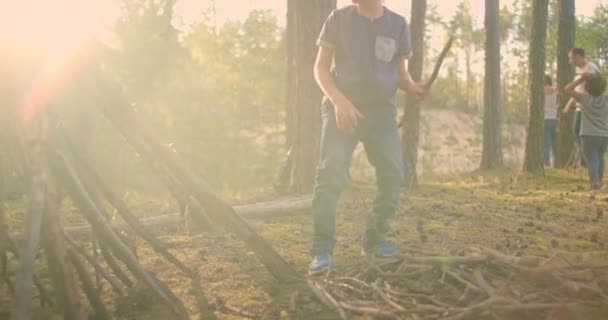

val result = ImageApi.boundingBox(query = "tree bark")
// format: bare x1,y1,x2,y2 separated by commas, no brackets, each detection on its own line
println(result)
286,0,297,153
275,0,298,195
481,0,504,169
555,0,576,168
289,0,336,193
402,0,427,190
523,0,549,175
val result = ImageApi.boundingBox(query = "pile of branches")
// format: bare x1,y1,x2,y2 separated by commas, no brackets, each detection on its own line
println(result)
307,246,608,320
3,66,300,319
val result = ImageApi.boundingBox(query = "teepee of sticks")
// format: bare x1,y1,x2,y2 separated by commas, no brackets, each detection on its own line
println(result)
3,66,302,320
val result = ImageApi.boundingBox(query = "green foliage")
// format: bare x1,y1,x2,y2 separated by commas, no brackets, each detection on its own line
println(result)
85,2,287,194
578,5,608,69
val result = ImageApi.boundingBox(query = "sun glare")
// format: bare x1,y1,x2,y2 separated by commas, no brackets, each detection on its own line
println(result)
1,0,118,123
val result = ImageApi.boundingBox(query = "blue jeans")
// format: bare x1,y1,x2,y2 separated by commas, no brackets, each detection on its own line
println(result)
311,102,404,255
573,110,582,138
544,119,556,167
573,111,586,166
581,135,608,187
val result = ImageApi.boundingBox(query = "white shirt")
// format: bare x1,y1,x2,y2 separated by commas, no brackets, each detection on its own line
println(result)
545,92,557,119
575,61,601,110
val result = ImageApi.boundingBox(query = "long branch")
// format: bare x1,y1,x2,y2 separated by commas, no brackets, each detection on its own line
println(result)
48,149,189,319
13,173,46,320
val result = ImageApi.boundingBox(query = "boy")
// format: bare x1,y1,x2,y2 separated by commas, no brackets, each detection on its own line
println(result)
565,73,608,190
544,75,558,167
309,0,427,274
565,48,601,165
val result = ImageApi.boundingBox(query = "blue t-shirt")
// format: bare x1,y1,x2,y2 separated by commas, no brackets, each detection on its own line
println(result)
317,5,412,107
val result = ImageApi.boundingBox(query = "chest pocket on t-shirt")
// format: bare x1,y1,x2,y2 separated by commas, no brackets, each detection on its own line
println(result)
375,36,396,63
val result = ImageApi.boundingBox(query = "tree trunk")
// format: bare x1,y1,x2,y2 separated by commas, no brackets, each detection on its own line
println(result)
286,0,297,151
555,0,576,168
402,0,427,190
523,0,549,175
274,0,298,195
465,47,472,110
481,0,503,169
290,0,336,193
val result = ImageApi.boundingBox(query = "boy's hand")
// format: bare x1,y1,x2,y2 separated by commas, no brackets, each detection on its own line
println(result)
334,97,364,134
409,82,430,100
563,98,576,113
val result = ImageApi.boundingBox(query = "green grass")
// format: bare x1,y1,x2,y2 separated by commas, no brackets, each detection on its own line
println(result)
2,169,608,319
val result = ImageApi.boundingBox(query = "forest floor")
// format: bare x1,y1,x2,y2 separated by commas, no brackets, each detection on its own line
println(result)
94,169,608,319
2,168,608,319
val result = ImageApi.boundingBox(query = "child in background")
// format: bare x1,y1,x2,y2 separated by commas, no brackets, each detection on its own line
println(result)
565,73,608,190
544,75,558,167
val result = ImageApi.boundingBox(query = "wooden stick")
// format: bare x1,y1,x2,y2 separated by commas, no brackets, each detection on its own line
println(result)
307,280,347,320
56,128,172,251
96,86,300,283
424,37,454,89
67,247,111,320
92,238,102,293
11,195,312,241
482,247,541,268
62,145,197,278
190,276,217,320
64,233,125,296
403,253,488,266
445,270,481,292
13,173,46,320
6,236,53,307
399,37,454,128
371,280,405,312
161,168,213,233
0,202,7,282
41,180,86,319
473,269,496,297
48,150,189,319
98,243,133,288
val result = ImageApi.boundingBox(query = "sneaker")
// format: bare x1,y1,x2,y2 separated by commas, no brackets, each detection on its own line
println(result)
308,253,336,275
363,241,399,259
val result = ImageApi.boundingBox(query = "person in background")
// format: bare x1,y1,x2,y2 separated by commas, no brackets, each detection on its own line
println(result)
544,75,558,167
564,48,601,166
565,73,608,190
309,0,428,274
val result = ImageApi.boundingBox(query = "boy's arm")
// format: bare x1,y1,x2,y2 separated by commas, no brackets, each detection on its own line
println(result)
564,74,591,111
564,98,577,113
314,46,347,107
397,59,427,100
314,46,363,133
564,75,586,98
